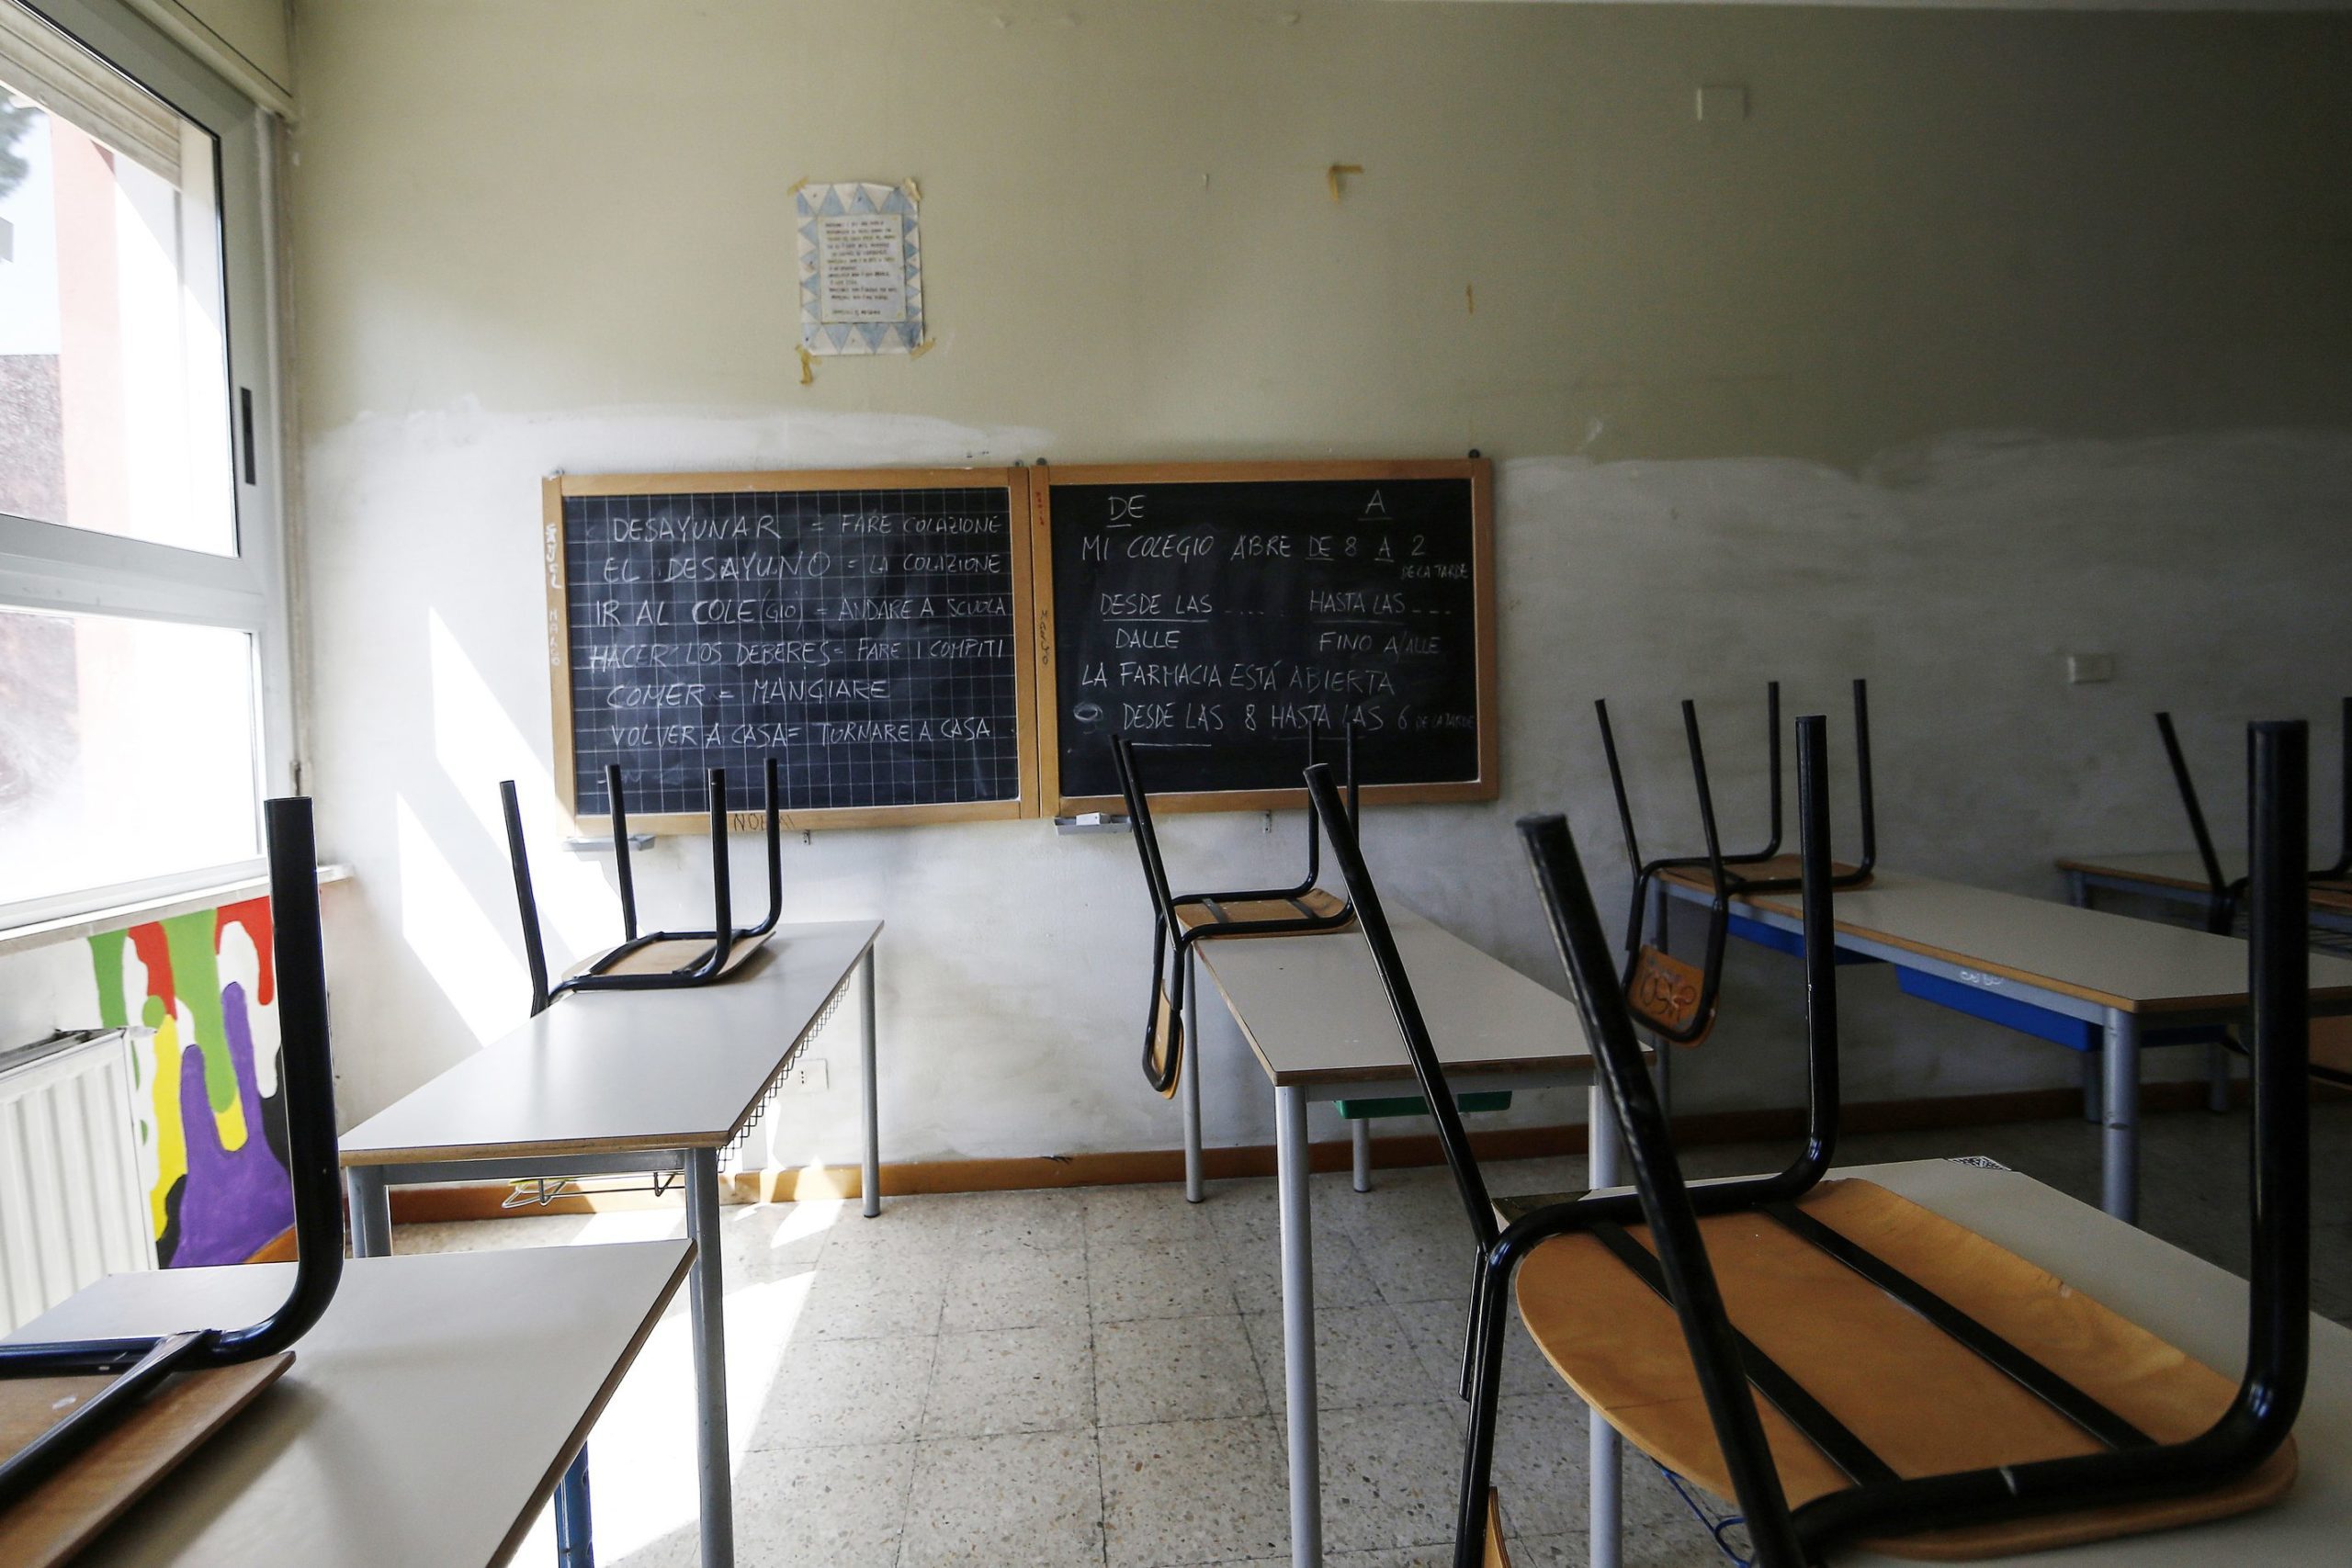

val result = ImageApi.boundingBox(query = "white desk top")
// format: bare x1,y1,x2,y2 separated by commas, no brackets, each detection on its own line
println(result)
6,1242,692,1568
1839,1158,2351,1565
1673,868,2352,1016
2062,852,2352,911
341,919,879,1165
1193,908,1603,1089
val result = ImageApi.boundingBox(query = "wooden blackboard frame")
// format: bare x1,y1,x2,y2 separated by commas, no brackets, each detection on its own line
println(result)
1029,457,1499,818
544,467,1042,834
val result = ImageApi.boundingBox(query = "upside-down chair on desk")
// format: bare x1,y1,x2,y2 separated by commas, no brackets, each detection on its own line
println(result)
0,798,345,1559
1114,728,1506,1197
1598,679,1878,900
502,757,786,1014
1304,714,2312,1568
2155,702,2352,933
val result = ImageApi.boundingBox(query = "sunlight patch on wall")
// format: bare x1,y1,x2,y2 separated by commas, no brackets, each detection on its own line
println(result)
394,792,524,1043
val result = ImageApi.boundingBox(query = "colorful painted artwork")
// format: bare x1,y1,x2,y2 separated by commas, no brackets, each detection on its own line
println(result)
88,897,292,1267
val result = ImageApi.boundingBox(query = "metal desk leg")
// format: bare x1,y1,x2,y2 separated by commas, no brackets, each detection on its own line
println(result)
2205,1040,2232,1114
1588,1084,1623,1568
2065,870,2090,910
684,1147,735,1568
554,1450,594,1567
1351,1119,1372,1193
2079,1049,2101,1124
861,947,881,1220
345,1166,392,1259
1183,950,1205,1204
2101,1009,2140,1224
1275,1085,1323,1568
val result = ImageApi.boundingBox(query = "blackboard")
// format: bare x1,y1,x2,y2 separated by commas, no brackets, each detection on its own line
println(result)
1035,459,1497,814
544,468,1038,832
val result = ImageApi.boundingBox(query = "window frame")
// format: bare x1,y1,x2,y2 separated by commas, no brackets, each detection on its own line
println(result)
0,0,293,933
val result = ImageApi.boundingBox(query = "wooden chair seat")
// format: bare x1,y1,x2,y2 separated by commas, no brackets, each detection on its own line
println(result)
1174,886,1351,934
1512,1178,2296,1561
564,929,771,981
0,1355,292,1568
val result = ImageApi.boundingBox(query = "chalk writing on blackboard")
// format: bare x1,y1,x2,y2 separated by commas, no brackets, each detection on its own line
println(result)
1047,470,1489,804
560,485,1020,818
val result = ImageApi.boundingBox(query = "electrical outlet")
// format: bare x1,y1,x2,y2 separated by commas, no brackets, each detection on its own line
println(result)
2066,653,2116,685
776,1056,830,1094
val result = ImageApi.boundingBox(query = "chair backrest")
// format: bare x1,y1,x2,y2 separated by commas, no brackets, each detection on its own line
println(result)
1596,697,1732,1043
1112,735,1183,937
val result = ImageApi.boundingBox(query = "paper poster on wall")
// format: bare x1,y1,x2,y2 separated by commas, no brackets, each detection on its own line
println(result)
797,180,923,355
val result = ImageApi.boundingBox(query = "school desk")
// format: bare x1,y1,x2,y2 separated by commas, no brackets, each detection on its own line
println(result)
337,920,882,1568
2059,851,2352,937
1657,868,2352,1222
4,1241,691,1566
1191,908,1630,1568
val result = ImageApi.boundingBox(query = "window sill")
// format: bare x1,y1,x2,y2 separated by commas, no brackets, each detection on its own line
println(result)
0,864,353,959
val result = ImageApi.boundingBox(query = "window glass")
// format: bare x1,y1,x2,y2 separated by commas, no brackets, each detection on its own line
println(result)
0,17,234,555
0,606,259,905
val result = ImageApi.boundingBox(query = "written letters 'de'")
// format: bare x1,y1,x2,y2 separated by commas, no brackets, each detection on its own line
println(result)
563,488,1021,814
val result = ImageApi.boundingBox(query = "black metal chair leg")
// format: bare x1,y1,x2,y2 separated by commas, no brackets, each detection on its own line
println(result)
1453,1263,1514,1568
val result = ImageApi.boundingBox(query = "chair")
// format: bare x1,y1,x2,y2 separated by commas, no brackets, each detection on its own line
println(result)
1112,727,1360,1100
1598,680,1877,899
0,797,345,1511
2158,700,2351,934
1301,715,2309,1567
1118,727,1506,1191
1596,698,1733,1050
502,757,786,1015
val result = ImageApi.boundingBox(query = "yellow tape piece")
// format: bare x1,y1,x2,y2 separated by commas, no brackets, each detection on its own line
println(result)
1327,164,1363,201
904,177,922,205
786,175,808,196
798,345,815,385
910,337,936,359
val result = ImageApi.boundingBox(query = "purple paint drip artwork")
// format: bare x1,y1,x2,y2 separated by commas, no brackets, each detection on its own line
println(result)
168,977,293,1267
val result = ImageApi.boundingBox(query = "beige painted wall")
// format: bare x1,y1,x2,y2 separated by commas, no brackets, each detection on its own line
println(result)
291,1,2352,460
286,0,2352,1163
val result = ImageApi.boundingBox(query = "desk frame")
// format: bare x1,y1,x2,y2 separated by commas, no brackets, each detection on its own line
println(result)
342,942,882,1568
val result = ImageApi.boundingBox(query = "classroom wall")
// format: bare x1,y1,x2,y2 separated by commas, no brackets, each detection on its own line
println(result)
286,0,2352,1166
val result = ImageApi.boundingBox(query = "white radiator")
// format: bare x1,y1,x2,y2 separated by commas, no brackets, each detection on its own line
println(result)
0,1029,158,1334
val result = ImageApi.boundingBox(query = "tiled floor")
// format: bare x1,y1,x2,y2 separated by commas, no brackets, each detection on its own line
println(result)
407,1100,2352,1566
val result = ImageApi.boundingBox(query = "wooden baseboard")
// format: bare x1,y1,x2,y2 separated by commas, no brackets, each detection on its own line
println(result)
356,1077,2248,1223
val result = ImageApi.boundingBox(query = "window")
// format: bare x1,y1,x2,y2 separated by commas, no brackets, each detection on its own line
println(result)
0,0,288,926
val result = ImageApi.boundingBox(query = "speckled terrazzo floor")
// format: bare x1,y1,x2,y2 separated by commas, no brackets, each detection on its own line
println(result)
396,1100,2352,1566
